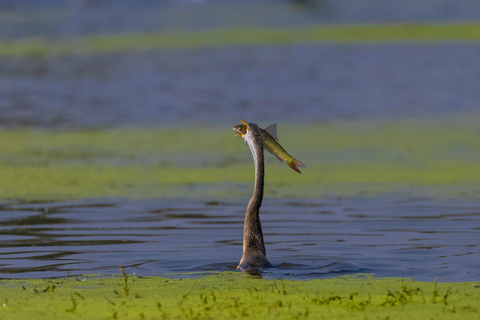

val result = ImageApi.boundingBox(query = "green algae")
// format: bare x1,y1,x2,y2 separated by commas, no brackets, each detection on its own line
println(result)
1,114,480,201
1,23,480,56
0,272,479,319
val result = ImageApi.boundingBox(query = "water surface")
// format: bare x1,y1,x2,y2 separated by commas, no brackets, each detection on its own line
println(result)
1,0,479,284
1,197,478,281
2,0,480,41
2,44,480,128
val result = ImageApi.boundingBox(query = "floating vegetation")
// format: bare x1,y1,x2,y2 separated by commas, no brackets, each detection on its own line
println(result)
1,23,480,56
1,115,480,201
0,272,478,319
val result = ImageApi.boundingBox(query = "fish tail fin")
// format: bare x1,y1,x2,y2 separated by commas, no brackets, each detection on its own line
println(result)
288,158,305,174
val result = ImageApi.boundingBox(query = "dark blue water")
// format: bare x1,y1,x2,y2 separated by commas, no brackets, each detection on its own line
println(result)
1,44,480,128
1,197,478,281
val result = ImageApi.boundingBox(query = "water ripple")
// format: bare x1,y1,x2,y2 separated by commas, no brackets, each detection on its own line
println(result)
0,197,479,281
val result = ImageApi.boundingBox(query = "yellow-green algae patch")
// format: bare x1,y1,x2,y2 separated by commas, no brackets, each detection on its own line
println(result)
0,273,479,320
1,23,480,56
1,114,480,201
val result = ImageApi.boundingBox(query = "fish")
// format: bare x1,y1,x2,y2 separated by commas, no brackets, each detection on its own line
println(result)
233,119,305,173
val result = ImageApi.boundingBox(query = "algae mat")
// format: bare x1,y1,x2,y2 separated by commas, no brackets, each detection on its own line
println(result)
1,115,480,201
0,272,479,320
2,23,480,56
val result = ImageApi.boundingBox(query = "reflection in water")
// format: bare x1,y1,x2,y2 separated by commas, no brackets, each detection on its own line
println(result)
0,197,479,281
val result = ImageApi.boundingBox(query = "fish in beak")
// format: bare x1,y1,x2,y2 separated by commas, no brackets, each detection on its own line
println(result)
233,119,305,174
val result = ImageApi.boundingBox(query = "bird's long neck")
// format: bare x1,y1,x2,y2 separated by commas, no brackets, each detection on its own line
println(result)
243,124,266,256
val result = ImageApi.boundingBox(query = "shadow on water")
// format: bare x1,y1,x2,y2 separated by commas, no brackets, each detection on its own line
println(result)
0,197,479,281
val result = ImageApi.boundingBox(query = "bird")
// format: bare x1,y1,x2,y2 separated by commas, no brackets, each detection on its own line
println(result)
233,121,273,270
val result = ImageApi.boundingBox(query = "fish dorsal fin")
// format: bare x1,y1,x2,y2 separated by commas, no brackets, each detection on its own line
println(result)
264,124,279,140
